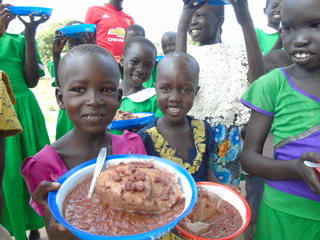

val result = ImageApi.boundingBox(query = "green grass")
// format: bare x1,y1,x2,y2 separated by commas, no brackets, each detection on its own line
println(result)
31,78,58,143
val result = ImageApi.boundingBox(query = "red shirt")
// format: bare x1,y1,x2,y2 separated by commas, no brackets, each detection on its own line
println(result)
85,3,134,57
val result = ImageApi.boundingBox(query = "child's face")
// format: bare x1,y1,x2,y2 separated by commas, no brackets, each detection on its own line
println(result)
57,53,121,134
155,58,199,124
188,5,222,45
121,42,156,88
264,0,282,25
281,0,320,70
161,34,176,55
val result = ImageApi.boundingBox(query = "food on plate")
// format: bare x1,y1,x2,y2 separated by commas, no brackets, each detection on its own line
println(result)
113,110,138,121
62,161,185,235
178,186,243,238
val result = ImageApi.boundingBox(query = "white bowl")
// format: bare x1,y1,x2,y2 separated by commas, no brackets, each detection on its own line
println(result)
176,181,251,240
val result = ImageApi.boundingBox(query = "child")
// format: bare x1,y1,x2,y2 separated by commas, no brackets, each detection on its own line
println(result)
20,44,147,239
175,0,265,186
0,70,22,240
118,36,162,118
124,23,145,41
240,0,320,239
255,0,283,55
161,31,177,55
0,3,50,240
138,52,217,182
137,51,221,240
49,20,96,140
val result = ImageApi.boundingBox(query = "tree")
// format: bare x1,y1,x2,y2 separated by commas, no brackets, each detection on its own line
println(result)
36,19,73,67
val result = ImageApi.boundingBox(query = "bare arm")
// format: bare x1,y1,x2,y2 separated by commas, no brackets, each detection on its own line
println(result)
176,0,207,53
19,14,49,88
241,110,320,194
230,0,265,83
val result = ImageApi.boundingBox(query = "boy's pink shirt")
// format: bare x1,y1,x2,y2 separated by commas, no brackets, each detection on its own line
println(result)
20,131,147,216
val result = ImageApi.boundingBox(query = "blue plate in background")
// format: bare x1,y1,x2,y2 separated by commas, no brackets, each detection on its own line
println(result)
58,24,96,38
183,0,230,5
6,6,53,16
107,112,154,130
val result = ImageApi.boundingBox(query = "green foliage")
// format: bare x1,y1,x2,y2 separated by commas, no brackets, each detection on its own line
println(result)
36,19,73,66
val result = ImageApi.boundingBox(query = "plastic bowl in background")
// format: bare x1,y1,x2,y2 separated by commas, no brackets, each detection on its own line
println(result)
6,6,53,16
175,181,251,240
48,154,197,240
183,0,230,5
58,24,96,38
107,112,154,130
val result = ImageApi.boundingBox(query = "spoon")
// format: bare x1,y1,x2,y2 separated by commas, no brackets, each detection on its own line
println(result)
87,147,107,199
303,161,320,168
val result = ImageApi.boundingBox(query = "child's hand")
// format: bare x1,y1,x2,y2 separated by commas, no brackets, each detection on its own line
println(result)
179,0,208,27
52,32,68,55
18,13,50,38
32,180,60,207
0,4,15,37
229,0,252,27
298,152,320,195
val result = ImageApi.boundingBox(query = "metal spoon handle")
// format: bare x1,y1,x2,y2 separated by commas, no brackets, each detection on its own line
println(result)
87,147,107,199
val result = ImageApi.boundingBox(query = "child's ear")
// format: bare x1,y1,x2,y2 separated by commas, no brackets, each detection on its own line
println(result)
117,88,123,107
217,16,225,27
55,87,65,110
195,86,200,96
119,56,125,67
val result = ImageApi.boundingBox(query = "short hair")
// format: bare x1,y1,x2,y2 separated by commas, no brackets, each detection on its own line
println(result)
65,20,84,27
125,24,145,37
157,52,200,85
123,36,157,57
58,44,119,82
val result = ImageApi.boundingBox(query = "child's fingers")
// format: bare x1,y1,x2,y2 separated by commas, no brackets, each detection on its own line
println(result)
48,214,68,232
32,181,60,206
300,151,320,163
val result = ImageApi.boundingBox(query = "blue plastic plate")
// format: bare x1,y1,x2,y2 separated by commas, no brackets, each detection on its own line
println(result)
183,0,230,5
58,24,96,38
156,55,163,63
48,154,197,240
6,6,53,16
107,112,154,130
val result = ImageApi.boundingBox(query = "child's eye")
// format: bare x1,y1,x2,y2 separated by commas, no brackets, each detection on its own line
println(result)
71,87,85,93
282,26,294,32
160,87,170,92
101,88,115,93
182,88,191,93
146,64,154,70
130,60,139,65
310,22,320,29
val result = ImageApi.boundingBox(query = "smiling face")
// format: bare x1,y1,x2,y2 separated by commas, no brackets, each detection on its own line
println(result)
281,0,320,70
264,0,282,29
161,32,177,55
121,42,156,88
188,5,224,46
155,53,199,125
57,51,121,134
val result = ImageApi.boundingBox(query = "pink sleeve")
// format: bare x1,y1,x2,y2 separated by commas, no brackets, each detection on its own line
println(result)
20,145,67,216
111,130,147,155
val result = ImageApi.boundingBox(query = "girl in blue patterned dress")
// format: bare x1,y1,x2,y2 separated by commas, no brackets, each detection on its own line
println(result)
137,52,219,183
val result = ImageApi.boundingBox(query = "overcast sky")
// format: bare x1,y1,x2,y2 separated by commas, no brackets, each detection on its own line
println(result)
7,0,267,43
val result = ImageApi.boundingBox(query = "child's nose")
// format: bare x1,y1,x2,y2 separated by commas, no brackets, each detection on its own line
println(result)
87,91,104,106
169,90,181,102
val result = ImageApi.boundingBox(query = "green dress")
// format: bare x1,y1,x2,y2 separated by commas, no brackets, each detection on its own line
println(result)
0,32,50,240
255,27,279,55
